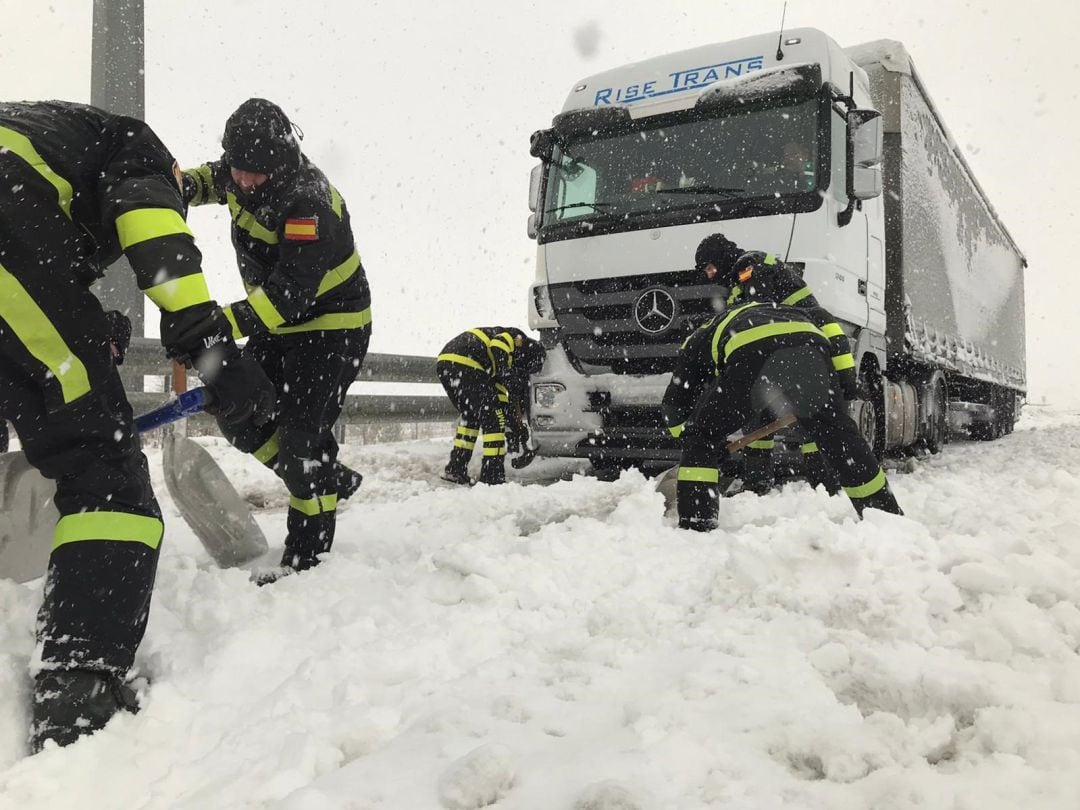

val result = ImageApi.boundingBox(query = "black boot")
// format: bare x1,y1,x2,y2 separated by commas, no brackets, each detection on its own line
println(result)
676,478,719,532
333,462,363,501
851,483,903,518
442,444,473,485
30,669,139,753
478,455,506,485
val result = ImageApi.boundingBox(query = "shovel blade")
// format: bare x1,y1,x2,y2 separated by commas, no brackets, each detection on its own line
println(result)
0,452,57,583
163,435,268,566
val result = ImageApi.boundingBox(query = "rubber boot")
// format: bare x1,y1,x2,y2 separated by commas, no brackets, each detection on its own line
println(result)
740,445,775,496
851,482,903,518
676,478,719,532
442,445,473,485
30,669,139,753
478,455,506,486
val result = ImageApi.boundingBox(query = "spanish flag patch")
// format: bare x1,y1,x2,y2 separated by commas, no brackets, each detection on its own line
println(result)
284,217,319,241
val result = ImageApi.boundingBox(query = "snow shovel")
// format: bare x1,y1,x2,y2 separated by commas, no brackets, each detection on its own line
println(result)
654,414,798,508
0,389,267,584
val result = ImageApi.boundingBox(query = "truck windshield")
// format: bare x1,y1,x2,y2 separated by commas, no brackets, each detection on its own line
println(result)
541,97,821,232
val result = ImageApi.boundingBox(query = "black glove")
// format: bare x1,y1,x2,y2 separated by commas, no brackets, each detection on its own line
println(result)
839,367,860,402
193,340,276,426
506,419,523,454
104,310,133,365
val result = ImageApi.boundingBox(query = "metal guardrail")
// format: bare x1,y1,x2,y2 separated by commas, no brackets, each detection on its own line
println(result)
125,338,456,425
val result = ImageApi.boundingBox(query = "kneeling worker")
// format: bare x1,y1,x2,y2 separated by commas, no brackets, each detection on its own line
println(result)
437,327,545,485
663,301,902,531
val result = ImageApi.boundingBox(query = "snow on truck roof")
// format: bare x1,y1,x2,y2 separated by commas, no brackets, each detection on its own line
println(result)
560,27,843,116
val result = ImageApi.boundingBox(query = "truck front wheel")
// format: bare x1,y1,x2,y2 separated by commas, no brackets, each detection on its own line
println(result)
853,369,886,460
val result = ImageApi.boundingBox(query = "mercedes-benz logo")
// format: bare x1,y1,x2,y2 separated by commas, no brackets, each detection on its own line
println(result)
633,288,677,334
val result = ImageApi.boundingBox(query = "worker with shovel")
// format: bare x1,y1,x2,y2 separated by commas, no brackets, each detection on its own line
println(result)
663,300,902,531
182,99,372,581
0,101,276,752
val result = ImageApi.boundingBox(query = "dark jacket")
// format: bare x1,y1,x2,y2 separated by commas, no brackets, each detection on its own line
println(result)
662,301,833,435
183,157,371,339
0,100,230,358
437,327,533,407
725,252,857,399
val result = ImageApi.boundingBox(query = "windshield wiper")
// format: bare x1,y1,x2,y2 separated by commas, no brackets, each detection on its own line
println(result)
544,202,614,214
656,185,743,199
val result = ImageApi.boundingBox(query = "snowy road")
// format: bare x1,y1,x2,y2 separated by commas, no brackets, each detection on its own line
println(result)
2,408,1080,809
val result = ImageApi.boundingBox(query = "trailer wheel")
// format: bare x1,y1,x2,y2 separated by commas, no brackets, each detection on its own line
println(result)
923,377,948,454
855,368,886,460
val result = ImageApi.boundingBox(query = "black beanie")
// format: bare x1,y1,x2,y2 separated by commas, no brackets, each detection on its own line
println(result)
694,233,743,280
222,98,300,175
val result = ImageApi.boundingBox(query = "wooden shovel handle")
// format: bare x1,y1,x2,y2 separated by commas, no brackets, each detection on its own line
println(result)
725,414,797,454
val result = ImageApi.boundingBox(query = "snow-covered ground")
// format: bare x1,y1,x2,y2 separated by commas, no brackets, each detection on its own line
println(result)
2,407,1080,809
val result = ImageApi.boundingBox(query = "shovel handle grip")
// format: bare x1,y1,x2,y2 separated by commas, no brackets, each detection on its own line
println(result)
134,388,212,434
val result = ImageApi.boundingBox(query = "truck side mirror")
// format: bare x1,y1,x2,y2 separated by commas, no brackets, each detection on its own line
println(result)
527,213,538,240
530,129,556,160
528,164,543,213
848,109,883,200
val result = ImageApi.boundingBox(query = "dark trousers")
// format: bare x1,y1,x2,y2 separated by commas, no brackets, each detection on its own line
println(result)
678,343,899,529
216,329,368,567
436,362,507,484
741,411,842,496
1,300,160,677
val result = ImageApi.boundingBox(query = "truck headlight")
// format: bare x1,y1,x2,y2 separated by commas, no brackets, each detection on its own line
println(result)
534,284,555,320
534,382,565,407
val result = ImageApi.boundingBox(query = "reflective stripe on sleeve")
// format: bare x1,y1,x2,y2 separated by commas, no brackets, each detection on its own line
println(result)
437,352,487,373
821,322,845,338
115,208,192,250
782,286,813,306
143,273,211,312
246,287,287,330
832,353,855,371
723,322,824,361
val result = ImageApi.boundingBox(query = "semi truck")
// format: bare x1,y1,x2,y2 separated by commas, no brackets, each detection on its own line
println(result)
524,29,1026,472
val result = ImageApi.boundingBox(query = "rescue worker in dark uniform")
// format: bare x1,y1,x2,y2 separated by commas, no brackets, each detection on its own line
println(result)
663,299,902,530
0,101,276,752
436,327,545,485
691,233,856,495
182,98,372,578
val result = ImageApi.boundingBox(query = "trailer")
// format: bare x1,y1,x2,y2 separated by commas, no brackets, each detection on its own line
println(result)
524,29,1026,471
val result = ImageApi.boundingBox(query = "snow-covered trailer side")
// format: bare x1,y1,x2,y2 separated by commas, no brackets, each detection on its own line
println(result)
852,41,1027,444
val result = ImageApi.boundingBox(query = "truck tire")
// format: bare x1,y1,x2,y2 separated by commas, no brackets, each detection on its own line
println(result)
923,377,948,454
854,367,886,460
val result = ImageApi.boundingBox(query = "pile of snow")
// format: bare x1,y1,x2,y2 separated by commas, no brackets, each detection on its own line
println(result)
1,407,1079,808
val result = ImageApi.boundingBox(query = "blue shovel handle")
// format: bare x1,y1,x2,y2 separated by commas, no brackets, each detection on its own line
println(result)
134,388,213,434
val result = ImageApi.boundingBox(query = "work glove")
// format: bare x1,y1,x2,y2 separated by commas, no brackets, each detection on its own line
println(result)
506,419,523,454
193,340,276,426
839,367,860,402
104,310,133,365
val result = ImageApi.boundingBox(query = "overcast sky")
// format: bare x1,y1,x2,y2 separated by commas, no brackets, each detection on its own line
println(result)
2,0,1078,406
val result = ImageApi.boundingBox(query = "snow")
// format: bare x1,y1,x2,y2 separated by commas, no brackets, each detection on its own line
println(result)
2,407,1080,808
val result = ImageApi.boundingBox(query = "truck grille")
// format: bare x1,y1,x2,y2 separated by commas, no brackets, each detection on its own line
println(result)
550,270,725,374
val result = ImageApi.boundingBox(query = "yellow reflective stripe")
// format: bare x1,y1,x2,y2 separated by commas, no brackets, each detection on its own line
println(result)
115,208,192,250
143,273,211,312
821,322,845,338
222,305,242,339
456,426,480,437
832,353,855,371
748,440,774,450
315,250,361,297
53,511,163,551
723,322,824,361
468,329,499,372
289,495,321,516
437,352,487,372
0,125,73,218
270,307,372,334
453,439,475,449
254,431,280,465
709,303,761,369
801,442,820,454
844,468,887,500
227,194,279,244
483,433,506,443
186,164,217,205
0,263,91,403
677,466,719,483
493,333,515,355
668,422,685,438
764,254,777,265
247,287,287,329
726,286,742,306
482,447,504,456
329,185,343,218
320,493,338,512
782,286,813,306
